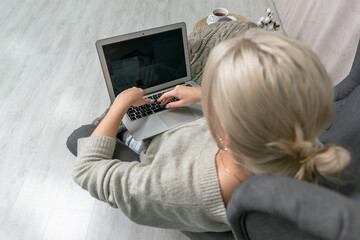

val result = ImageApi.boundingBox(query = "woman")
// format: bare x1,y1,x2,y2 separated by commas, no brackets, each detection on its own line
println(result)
71,30,350,232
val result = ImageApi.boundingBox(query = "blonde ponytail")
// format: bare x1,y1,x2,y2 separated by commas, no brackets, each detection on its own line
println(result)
296,145,351,181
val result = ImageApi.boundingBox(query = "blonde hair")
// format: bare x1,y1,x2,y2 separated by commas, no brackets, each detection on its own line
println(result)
202,30,350,181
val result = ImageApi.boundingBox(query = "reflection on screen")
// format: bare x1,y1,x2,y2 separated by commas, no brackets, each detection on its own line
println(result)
102,29,187,97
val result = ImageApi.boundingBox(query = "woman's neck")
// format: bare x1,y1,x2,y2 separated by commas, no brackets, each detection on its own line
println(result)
215,149,254,207
221,150,253,180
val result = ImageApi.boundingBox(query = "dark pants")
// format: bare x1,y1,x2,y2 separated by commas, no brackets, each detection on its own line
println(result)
66,124,140,162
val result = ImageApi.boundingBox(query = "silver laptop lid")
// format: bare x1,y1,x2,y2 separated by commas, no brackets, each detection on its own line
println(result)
96,22,191,103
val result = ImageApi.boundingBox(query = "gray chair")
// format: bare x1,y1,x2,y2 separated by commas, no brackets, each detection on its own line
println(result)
185,40,360,240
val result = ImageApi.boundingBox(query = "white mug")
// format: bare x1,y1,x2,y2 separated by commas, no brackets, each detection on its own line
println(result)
209,8,229,23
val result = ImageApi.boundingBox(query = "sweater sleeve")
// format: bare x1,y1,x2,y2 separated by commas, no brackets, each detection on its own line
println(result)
72,135,229,232
72,136,137,208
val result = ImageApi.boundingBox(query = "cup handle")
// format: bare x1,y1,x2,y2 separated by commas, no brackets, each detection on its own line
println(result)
209,15,214,23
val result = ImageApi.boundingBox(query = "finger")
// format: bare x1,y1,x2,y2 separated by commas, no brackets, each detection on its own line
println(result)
144,98,152,105
157,93,169,102
166,100,184,108
160,98,171,106
158,90,175,102
134,98,152,107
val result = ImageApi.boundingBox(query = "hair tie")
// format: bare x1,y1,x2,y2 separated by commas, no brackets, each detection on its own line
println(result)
299,150,318,164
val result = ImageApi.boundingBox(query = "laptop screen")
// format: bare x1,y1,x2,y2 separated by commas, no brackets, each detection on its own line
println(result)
102,28,187,97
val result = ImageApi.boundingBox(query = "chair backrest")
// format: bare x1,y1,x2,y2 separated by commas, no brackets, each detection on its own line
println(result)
227,176,360,240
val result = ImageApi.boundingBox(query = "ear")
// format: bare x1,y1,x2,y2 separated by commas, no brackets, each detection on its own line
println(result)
224,132,230,147
218,122,230,148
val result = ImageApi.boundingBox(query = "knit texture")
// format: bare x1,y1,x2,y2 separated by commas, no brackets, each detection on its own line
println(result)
73,117,230,232
188,20,258,85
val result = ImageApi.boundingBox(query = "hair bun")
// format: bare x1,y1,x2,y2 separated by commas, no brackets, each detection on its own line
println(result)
292,140,316,160
296,138,324,164
265,138,317,162
294,141,350,181
314,144,351,177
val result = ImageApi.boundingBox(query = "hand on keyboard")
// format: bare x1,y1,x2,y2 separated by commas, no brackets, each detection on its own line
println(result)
114,87,152,108
158,85,201,108
126,91,179,121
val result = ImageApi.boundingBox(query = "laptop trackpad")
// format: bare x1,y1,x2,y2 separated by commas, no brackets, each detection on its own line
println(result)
158,108,196,128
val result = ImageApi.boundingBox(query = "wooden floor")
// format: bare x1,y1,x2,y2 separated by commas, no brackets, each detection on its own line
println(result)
0,0,278,239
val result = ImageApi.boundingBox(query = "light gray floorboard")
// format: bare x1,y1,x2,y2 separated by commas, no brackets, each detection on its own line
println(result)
0,0,280,239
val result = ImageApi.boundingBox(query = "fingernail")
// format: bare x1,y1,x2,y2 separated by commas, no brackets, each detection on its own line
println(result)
150,99,155,103
165,105,170,109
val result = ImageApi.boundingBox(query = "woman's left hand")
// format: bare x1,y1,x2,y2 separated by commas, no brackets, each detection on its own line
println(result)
91,87,151,138
114,87,152,108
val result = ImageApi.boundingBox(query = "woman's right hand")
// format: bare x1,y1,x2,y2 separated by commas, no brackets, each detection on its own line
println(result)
158,85,201,108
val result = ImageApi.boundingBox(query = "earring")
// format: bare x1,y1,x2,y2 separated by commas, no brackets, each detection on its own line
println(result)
218,138,228,151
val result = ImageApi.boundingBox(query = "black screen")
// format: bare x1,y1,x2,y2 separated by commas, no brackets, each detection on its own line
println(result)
102,28,187,97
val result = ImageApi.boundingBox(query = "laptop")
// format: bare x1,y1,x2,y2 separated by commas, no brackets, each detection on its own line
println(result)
96,22,203,140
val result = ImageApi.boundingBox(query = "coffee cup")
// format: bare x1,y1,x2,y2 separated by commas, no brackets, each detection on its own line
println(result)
209,8,229,23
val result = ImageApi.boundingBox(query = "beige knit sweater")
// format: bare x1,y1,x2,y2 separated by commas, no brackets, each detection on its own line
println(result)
73,117,230,232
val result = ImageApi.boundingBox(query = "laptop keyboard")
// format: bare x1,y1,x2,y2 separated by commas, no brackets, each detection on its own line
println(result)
127,84,191,121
